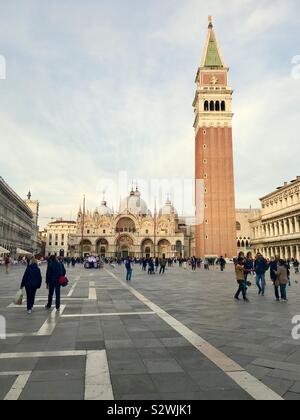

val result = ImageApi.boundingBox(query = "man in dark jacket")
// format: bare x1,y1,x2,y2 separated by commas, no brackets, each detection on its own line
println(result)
21,258,42,314
269,255,280,301
46,255,63,311
254,253,269,296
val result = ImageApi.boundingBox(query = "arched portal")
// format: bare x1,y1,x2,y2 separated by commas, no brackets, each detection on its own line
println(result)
96,238,109,257
141,239,154,258
80,240,92,256
176,240,183,257
116,217,136,234
158,239,171,258
116,235,134,259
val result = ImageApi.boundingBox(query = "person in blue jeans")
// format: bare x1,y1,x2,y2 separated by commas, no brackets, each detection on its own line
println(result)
45,255,64,311
254,253,269,296
125,258,133,282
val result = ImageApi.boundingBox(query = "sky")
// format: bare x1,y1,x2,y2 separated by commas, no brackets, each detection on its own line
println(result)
1,0,300,227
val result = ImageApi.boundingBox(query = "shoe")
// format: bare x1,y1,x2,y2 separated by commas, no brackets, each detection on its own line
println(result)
27,310,32,314
56,307,60,311
234,296,240,301
45,305,51,310
276,299,280,302
243,298,250,302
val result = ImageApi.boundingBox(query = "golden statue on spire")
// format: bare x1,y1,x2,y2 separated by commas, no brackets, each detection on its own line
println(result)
208,15,213,28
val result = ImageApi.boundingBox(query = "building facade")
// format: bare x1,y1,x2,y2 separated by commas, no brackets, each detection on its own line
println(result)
236,208,261,255
0,177,37,255
45,221,77,257
67,188,186,259
194,17,237,258
250,177,300,260
24,191,40,254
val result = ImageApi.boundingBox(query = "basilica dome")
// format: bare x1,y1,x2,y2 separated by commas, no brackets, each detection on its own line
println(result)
120,188,149,216
159,198,177,217
98,200,113,216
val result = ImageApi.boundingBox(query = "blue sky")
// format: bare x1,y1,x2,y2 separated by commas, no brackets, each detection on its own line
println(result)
1,0,300,226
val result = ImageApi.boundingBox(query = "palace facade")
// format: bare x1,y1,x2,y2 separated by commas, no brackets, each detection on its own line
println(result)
0,177,39,255
250,177,300,260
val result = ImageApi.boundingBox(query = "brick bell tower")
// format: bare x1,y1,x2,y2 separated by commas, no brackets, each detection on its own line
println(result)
194,17,237,258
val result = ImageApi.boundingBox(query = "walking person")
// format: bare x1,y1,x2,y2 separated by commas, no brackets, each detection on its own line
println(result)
20,258,42,314
269,255,280,301
254,253,268,296
45,255,63,311
275,259,289,302
125,257,133,282
219,256,226,272
191,257,197,272
159,257,167,275
234,257,249,302
4,255,10,274
155,257,159,273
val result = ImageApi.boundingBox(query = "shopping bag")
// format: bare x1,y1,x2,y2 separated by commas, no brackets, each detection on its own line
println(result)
14,289,24,305
59,276,69,287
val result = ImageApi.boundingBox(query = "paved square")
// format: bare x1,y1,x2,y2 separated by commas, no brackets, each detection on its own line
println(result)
1,263,300,400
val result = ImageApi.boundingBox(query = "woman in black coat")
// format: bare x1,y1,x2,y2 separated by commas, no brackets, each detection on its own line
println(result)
20,258,42,314
45,255,64,311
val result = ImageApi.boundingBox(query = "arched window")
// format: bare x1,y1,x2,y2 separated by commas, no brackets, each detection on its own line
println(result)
215,101,220,111
241,240,245,248
236,221,241,231
210,101,215,111
246,241,249,248
204,101,209,111
221,101,226,111
237,240,241,248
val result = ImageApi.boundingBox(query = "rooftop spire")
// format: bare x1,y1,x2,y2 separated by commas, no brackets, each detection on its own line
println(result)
201,16,226,68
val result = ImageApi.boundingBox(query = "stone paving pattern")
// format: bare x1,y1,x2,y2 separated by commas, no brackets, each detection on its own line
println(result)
1,263,300,400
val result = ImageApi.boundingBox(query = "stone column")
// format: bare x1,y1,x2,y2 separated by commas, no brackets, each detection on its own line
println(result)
297,245,300,261
294,216,299,233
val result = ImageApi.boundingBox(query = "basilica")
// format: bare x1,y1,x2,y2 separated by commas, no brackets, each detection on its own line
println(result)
67,188,189,259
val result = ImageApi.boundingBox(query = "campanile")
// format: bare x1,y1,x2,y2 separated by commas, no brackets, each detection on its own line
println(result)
194,17,237,258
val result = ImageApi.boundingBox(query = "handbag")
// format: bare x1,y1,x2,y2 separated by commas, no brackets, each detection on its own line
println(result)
59,276,69,288
275,274,280,287
14,289,24,305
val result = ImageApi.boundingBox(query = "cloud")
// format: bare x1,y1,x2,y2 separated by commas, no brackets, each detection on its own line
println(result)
0,0,299,227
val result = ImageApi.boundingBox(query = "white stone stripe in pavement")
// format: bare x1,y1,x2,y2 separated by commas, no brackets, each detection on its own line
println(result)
62,312,155,318
89,281,97,300
36,305,66,336
4,373,31,400
0,371,29,376
67,275,81,297
106,269,283,401
0,350,87,359
85,350,114,400
0,351,113,401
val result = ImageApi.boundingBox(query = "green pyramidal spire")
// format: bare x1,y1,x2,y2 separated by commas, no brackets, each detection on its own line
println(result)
202,17,225,68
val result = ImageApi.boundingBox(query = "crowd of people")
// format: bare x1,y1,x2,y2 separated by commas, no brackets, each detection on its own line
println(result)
234,251,299,303
5,250,299,315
